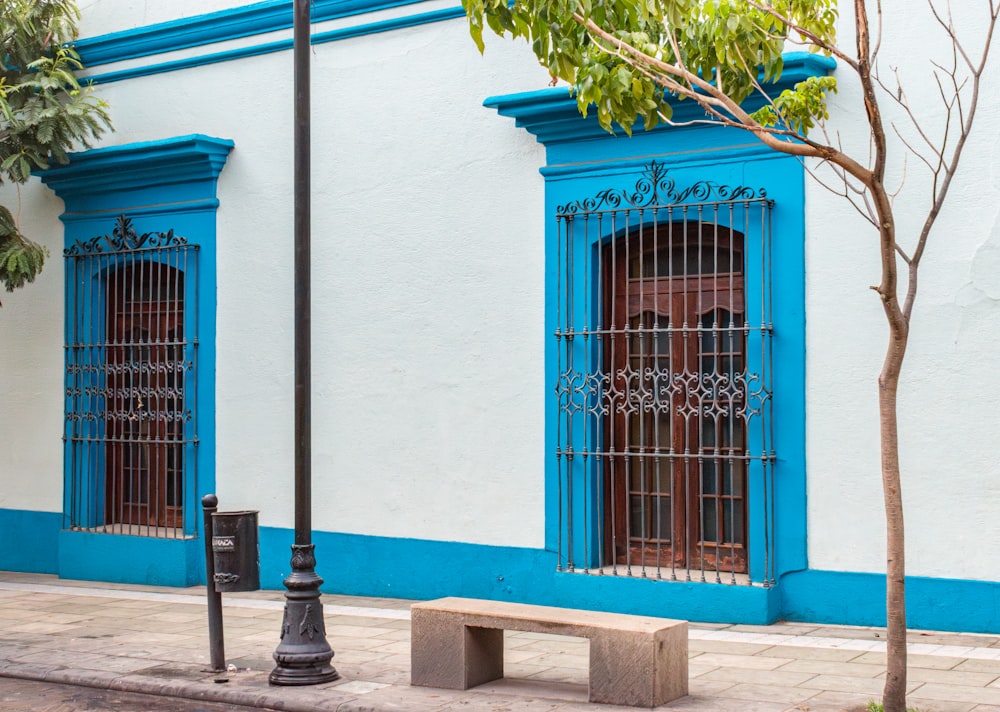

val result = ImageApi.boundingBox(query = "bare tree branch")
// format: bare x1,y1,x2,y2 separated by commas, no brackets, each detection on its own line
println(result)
902,0,1000,320
742,0,860,71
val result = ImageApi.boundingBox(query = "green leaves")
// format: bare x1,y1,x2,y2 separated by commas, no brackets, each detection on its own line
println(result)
465,0,838,137
751,75,837,132
0,206,48,305
0,0,112,302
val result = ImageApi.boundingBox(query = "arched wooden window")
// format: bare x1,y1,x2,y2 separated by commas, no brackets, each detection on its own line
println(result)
64,216,198,538
604,222,748,573
105,262,186,529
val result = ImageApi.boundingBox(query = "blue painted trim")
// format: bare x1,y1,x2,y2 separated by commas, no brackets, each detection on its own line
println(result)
485,57,810,588
83,5,466,86
40,135,233,577
260,528,781,624
6,505,1000,633
38,135,234,206
484,53,836,144
57,529,203,586
0,509,61,574
781,570,1000,634
76,0,432,67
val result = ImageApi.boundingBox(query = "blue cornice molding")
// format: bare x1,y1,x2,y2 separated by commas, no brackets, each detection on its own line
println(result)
483,52,836,145
39,134,234,213
85,5,466,86
76,0,430,68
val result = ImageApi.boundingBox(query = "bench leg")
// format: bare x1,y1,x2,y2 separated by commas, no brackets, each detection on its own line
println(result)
589,627,688,707
411,612,503,690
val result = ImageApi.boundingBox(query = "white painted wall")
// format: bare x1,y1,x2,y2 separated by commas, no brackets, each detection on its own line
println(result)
0,183,67,513
5,0,1000,577
804,1,1000,580
59,7,551,547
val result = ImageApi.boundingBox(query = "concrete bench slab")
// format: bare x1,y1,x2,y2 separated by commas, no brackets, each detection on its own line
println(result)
410,597,688,707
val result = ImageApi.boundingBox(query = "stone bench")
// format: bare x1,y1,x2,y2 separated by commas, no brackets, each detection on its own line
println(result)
410,597,688,708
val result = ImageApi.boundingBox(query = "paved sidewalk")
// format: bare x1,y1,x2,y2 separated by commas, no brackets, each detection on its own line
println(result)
3,573,1000,711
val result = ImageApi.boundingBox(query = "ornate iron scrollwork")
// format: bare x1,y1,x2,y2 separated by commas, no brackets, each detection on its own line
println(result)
64,214,188,256
557,161,768,215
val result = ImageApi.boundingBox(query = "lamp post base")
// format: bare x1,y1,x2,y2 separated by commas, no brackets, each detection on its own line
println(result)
270,544,340,686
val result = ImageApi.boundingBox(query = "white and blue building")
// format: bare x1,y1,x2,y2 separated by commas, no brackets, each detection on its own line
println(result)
2,0,999,633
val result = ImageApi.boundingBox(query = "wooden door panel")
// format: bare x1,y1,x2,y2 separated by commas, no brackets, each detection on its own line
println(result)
105,263,184,530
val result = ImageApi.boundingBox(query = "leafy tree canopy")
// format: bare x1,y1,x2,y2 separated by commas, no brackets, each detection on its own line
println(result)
0,0,111,303
464,0,839,136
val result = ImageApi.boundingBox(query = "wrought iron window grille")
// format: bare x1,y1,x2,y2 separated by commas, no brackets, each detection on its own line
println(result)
555,163,776,586
64,215,199,539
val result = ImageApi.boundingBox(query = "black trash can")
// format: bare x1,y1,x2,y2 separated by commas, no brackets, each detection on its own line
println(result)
211,510,260,593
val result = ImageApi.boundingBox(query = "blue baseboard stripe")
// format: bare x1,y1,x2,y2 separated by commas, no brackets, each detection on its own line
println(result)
3,506,999,633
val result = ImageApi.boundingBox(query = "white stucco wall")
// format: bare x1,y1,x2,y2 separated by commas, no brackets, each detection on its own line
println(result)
55,6,551,547
5,0,1000,579
0,183,67,513
804,1,1000,579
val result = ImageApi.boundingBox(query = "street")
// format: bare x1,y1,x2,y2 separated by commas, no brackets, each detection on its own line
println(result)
0,679,267,712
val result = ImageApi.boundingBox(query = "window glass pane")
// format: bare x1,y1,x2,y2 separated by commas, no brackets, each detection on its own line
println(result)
702,459,718,494
654,497,671,541
722,500,745,544
702,504,718,542
630,495,646,537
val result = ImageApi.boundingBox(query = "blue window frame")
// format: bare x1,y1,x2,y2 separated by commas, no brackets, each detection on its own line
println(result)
40,134,232,585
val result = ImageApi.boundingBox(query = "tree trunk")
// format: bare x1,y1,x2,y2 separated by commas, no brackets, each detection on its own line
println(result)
880,330,908,712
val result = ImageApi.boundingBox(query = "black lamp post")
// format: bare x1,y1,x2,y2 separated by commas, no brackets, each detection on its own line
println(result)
269,0,339,686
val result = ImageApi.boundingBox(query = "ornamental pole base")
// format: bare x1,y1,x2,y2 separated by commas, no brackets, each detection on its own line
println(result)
270,544,340,686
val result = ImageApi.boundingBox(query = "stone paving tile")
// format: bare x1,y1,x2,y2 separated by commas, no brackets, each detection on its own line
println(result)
804,627,886,641
851,651,965,669
6,621,84,634
698,666,819,687
787,689,873,708
506,662,560,678
331,635,411,652
332,648,396,665
802,674,922,696
522,653,590,670
688,663,720,679
712,682,823,704
912,684,1000,705
689,638,775,654
687,678,738,695
904,698,977,712
469,677,589,704
328,623,401,639
689,652,794,670
775,658,886,678
366,640,413,655
896,666,1000,687
659,694,791,711
506,638,590,655
524,666,590,685
959,660,1000,674
726,623,823,636
909,632,1000,647
757,645,868,667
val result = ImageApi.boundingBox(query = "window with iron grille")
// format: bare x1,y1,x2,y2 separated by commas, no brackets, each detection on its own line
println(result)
64,215,198,539
555,163,775,585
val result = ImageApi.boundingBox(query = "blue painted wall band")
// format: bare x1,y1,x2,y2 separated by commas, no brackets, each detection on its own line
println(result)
76,0,434,67
83,5,467,86
4,506,999,634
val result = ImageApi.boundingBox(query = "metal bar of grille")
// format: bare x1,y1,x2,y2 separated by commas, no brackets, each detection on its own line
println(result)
63,216,198,540
556,164,774,585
